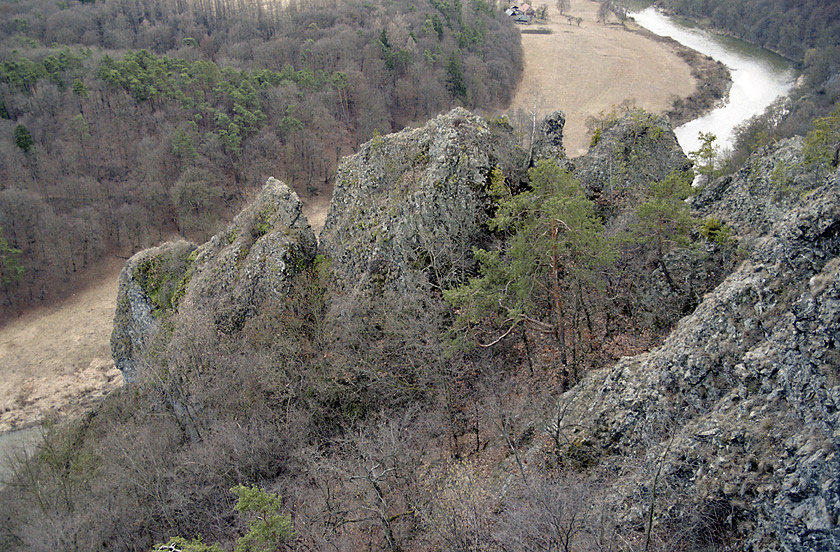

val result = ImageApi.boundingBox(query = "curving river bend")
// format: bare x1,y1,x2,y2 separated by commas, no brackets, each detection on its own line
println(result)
630,6,796,154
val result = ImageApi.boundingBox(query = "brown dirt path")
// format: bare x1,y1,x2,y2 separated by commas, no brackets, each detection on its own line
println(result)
509,0,696,157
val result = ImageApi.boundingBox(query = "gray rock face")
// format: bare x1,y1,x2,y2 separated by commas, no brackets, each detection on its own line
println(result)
690,136,821,243
575,110,691,210
551,142,840,550
532,110,566,161
634,241,738,328
179,177,317,334
111,178,316,382
320,108,519,295
110,240,197,383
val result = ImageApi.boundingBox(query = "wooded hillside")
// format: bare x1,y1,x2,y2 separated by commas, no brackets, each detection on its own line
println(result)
654,0,840,165
0,0,522,316
656,0,840,61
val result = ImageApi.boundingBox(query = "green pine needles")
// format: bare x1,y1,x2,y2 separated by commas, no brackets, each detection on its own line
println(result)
445,160,706,383
153,486,293,552
445,159,613,370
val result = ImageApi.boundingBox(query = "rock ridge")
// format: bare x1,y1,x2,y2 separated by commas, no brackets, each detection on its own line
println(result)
551,140,840,550
111,177,316,383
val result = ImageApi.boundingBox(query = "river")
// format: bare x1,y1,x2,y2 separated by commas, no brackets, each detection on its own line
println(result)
629,5,796,154
0,425,41,485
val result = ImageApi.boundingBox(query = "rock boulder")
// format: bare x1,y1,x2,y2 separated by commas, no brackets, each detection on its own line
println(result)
111,178,316,382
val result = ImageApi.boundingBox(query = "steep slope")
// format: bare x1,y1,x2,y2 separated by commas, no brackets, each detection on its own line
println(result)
320,108,525,297
111,178,316,383
551,139,840,550
9,106,837,552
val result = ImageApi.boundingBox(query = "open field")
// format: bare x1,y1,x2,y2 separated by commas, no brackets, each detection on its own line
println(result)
0,258,123,433
509,0,696,156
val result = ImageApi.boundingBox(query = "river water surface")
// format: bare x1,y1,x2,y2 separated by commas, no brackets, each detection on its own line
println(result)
630,6,796,154
0,426,41,485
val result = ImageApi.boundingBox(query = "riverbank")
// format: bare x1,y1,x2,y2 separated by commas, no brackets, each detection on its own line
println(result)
508,0,698,156
0,426,40,483
631,6,795,153
632,26,732,126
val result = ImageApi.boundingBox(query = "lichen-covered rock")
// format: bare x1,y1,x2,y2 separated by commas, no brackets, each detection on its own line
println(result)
320,108,520,295
571,110,726,330
550,161,840,550
111,178,316,382
110,240,197,383
532,110,567,161
575,110,691,210
690,136,821,244
179,177,317,334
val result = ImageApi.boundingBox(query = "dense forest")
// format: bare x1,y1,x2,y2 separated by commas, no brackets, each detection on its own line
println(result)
0,0,522,316
654,0,840,165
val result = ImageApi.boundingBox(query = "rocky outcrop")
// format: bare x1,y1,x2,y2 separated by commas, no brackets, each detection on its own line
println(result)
111,178,315,382
532,110,566,161
320,108,521,296
551,140,840,550
110,240,196,384
575,110,691,212
633,241,738,328
105,107,839,549
571,110,725,329
690,136,821,244
177,177,317,334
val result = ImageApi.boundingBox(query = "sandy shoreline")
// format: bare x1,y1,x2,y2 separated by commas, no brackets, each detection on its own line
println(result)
508,0,697,157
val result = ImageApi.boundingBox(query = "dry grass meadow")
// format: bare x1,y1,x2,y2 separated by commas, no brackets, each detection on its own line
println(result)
509,0,695,156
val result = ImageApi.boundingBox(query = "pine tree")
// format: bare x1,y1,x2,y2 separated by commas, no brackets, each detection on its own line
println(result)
152,486,293,552
804,105,840,169
231,485,294,552
13,123,33,153
690,131,718,185
634,171,695,290
445,160,613,383
445,52,466,100
0,226,25,305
